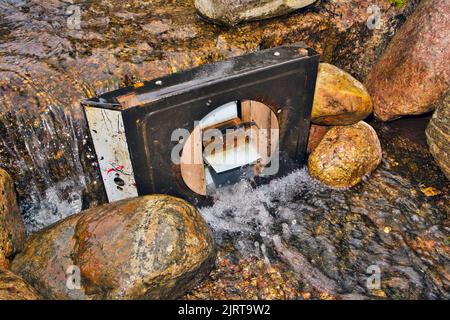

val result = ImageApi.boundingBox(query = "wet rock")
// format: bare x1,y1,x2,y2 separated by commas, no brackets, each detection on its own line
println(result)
307,124,329,153
0,0,420,231
195,0,316,26
12,195,216,300
426,91,450,180
0,268,41,300
312,63,373,125
11,214,88,300
73,195,216,299
308,121,382,188
366,0,450,121
0,168,26,269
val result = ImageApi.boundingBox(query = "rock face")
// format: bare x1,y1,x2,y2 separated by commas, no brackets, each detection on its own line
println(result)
0,168,26,269
366,0,450,121
426,91,450,180
12,195,216,300
312,63,373,125
195,0,316,26
308,121,382,188
0,268,41,300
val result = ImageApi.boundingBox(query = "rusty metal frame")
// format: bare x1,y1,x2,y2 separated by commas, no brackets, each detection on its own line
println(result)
82,43,320,205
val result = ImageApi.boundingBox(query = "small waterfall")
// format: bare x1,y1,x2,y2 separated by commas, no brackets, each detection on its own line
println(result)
0,103,97,233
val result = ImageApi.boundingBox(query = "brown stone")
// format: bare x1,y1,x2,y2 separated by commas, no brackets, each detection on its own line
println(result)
73,195,216,299
0,168,26,269
308,121,382,188
0,0,420,229
426,91,450,180
366,0,450,121
11,214,88,300
312,63,373,125
12,195,216,300
0,268,41,300
195,0,316,26
307,124,329,153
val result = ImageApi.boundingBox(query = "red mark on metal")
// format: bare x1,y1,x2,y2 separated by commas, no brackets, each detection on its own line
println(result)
106,165,125,174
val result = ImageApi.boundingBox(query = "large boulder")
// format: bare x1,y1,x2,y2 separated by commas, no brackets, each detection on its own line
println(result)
12,195,216,300
73,195,216,299
195,0,316,26
312,63,373,125
0,268,41,300
0,168,26,269
426,91,450,180
308,121,382,188
366,0,450,121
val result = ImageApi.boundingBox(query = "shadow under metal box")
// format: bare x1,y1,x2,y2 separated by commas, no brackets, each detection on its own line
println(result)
82,44,320,205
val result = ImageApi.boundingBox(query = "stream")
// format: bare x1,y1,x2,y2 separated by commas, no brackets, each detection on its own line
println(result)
192,117,449,300
0,0,447,300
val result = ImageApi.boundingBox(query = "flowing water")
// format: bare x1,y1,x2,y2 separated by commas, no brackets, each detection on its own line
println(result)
195,118,449,299
0,0,447,299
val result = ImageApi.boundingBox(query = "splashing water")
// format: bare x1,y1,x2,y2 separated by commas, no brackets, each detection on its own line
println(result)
201,169,324,250
200,165,449,299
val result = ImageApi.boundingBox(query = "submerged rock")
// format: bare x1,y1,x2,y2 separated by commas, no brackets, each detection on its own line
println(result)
366,0,450,121
12,195,216,300
308,121,382,188
195,0,316,26
426,91,450,180
0,268,41,300
312,63,373,125
0,168,26,269
195,115,448,299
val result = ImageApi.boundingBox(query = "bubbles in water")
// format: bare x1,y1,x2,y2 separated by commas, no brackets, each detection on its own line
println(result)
200,168,324,256
23,177,83,233
200,165,449,298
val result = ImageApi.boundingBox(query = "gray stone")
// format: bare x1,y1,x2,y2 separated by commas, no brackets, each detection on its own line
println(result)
195,0,316,25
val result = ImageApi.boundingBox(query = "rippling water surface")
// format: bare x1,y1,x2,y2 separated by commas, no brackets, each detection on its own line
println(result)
198,119,449,299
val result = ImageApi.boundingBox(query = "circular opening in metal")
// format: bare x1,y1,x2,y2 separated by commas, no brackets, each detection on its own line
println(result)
180,100,280,196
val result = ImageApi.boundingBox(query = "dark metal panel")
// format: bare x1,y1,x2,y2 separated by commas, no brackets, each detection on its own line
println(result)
84,43,320,205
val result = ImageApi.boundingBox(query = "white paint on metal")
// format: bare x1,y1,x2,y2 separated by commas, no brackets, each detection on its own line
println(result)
84,106,138,202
